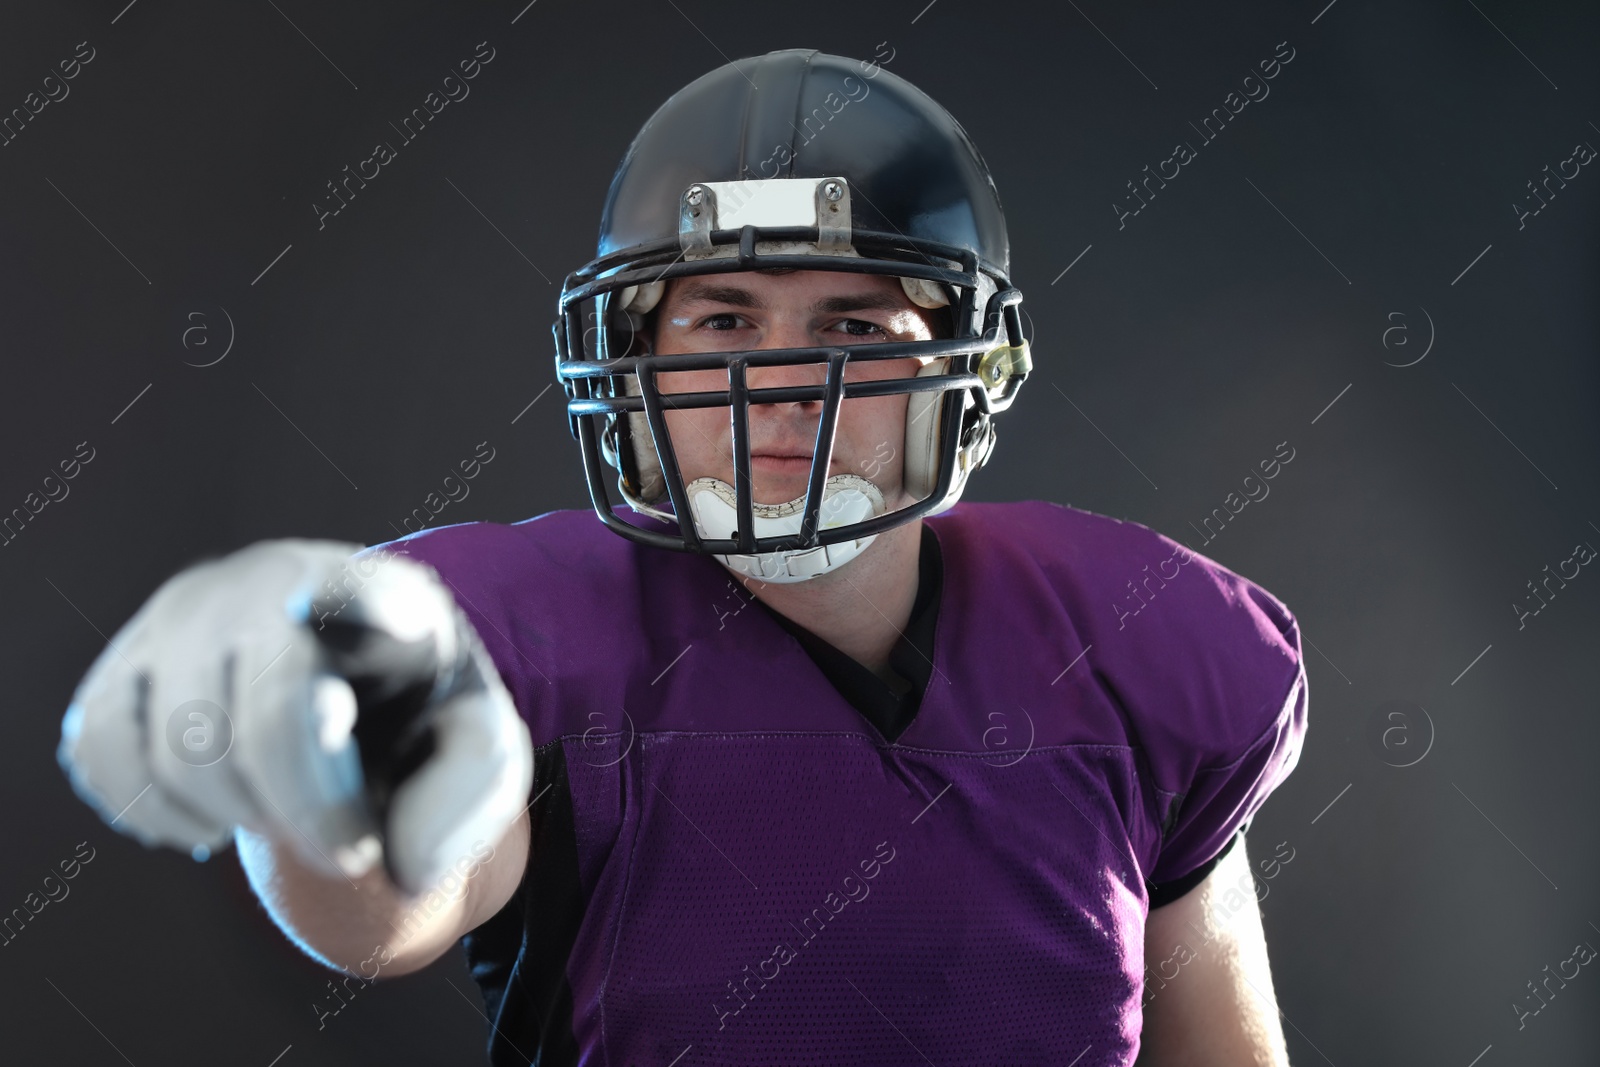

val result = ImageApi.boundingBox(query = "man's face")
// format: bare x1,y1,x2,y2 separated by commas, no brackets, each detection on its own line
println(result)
643,269,937,509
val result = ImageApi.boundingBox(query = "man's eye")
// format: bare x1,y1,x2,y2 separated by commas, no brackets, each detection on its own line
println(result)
836,319,886,338
701,313,745,330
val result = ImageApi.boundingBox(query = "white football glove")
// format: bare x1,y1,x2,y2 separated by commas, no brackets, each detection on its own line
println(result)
56,539,534,896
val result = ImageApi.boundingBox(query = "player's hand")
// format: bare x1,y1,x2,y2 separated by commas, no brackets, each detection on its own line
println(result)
56,539,534,896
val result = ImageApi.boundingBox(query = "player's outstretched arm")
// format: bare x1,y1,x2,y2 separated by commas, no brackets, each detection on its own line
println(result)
57,539,535,978
1137,836,1293,1066
237,806,529,978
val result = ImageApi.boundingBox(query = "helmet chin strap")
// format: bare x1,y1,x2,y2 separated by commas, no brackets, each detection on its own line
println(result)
686,474,886,584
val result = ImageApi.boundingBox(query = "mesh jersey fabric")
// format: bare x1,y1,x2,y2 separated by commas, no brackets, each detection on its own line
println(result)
759,523,1239,908
377,499,1308,1065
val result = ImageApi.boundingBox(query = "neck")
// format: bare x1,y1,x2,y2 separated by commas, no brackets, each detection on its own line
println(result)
733,518,923,677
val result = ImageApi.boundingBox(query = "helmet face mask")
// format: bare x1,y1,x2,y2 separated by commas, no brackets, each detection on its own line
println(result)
554,51,1031,578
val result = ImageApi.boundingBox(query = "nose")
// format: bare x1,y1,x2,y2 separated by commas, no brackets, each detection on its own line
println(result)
744,360,828,402
742,319,830,408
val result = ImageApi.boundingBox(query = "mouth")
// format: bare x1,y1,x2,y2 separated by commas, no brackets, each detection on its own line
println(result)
750,453,817,475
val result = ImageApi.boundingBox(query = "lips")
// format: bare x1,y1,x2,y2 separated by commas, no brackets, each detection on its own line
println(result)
751,453,815,468
750,442,816,469
750,451,825,477
748,433,824,474
750,439,815,460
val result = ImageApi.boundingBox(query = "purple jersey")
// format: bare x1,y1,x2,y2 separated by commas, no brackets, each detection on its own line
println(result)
382,499,1308,1065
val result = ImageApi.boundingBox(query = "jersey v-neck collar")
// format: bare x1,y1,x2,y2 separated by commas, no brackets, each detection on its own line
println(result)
757,523,944,743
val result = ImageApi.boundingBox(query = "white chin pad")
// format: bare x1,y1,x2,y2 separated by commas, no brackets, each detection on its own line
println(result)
686,474,886,583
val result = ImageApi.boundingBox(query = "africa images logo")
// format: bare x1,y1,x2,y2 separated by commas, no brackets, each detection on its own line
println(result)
165,698,234,768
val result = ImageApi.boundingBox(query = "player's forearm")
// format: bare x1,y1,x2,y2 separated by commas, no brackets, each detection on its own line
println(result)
235,826,472,979
1139,838,1293,1065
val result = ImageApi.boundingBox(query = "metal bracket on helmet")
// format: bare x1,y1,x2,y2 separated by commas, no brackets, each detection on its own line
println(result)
673,177,951,314
813,178,851,252
678,177,853,256
679,184,719,256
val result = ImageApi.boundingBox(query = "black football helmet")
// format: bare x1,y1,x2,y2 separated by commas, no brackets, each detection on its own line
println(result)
553,48,1030,580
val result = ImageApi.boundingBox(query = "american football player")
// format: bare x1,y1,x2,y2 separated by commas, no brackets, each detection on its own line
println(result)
59,48,1306,1065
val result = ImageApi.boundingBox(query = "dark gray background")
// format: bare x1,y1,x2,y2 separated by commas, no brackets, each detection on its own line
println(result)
2,0,1596,1063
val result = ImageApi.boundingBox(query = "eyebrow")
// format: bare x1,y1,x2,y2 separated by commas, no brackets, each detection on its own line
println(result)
671,281,908,315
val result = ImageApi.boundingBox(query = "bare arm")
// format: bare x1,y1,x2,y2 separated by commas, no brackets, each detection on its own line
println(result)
237,807,530,979
1136,836,1292,1066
